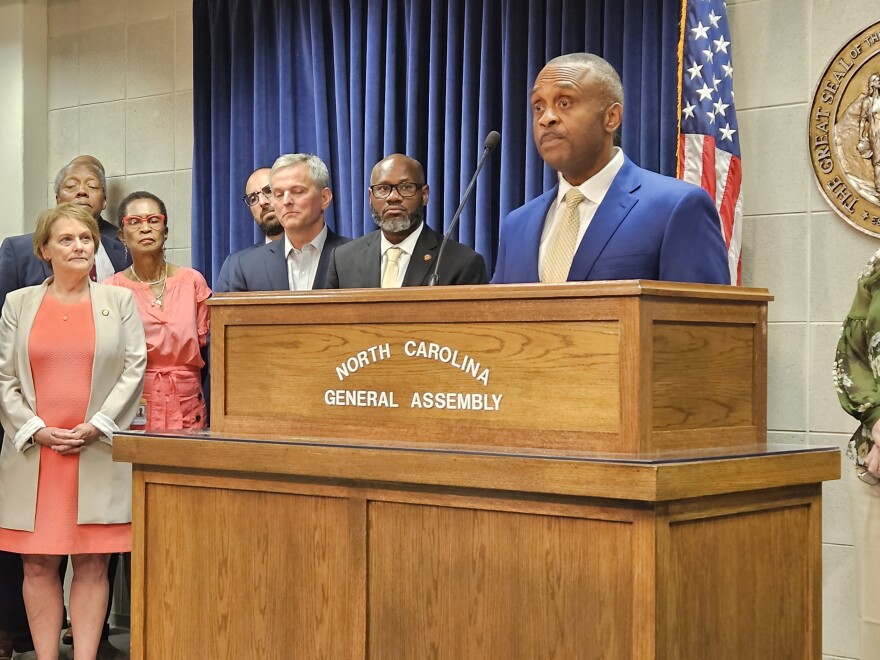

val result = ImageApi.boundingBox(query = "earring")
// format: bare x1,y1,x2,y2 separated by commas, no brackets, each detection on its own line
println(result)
123,243,129,259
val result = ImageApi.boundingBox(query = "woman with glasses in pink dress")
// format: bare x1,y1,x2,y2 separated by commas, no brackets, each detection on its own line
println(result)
104,192,211,432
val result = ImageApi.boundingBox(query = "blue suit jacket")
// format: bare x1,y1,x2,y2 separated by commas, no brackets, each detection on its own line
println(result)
0,219,130,309
214,241,263,293
491,156,730,285
214,228,349,292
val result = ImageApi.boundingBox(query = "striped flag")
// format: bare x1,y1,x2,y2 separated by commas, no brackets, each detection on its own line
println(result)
677,0,743,285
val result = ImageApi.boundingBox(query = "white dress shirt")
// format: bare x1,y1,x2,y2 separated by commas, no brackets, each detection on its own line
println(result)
94,241,115,282
538,147,625,276
285,225,328,290
380,222,424,288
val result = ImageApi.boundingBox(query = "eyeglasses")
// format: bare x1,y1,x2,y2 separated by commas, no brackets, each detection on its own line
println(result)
857,467,880,486
369,182,424,199
242,185,273,206
122,214,166,227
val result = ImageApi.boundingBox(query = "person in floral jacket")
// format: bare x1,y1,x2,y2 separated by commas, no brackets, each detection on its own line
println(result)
835,247,880,656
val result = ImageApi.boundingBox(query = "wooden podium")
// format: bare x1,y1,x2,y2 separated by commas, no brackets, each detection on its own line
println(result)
114,282,840,660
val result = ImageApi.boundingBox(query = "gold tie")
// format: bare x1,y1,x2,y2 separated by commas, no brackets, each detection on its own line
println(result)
541,188,586,283
382,247,403,288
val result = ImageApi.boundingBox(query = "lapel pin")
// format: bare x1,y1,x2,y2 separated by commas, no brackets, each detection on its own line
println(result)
101,309,110,316
423,254,432,261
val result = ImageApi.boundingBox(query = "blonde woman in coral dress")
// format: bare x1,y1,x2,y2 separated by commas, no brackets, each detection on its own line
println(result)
0,203,146,660
104,192,210,431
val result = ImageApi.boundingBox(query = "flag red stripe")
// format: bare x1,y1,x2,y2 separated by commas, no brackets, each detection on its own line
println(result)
718,155,741,247
700,135,717,204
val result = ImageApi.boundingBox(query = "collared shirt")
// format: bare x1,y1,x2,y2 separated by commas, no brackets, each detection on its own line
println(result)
285,224,328,290
379,222,425,288
538,147,625,276
94,241,115,281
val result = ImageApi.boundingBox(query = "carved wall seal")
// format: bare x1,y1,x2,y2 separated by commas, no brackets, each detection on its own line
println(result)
810,20,880,235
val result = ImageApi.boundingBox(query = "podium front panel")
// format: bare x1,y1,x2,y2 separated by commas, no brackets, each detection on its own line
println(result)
209,281,771,453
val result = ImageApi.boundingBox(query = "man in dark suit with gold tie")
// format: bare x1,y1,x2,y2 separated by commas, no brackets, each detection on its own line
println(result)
325,154,487,289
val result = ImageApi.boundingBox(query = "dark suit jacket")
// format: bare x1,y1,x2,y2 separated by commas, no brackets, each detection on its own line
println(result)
324,225,488,288
0,218,130,309
214,228,349,292
215,239,275,291
491,156,730,285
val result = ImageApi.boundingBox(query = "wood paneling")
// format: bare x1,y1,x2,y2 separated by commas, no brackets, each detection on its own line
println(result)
210,283,772,452
368,502,633,660
663,499,814,659
652,322,755,431
140,484,363,659
223,321,620,438
119,433,836,660
113,432,840,502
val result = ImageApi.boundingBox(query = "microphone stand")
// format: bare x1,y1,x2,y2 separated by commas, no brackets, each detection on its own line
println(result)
428,131,500,286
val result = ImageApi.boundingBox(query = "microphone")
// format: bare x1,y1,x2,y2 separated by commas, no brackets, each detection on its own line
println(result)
428,130,500,286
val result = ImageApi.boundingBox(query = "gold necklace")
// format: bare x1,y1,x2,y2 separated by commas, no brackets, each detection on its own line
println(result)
131,262,168,308
53,290,87,321
59,300,77,321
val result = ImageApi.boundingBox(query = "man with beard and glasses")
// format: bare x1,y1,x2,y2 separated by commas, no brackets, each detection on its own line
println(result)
325,154,487,289
215,154,349,292
242,167,284,243
215,167,283,291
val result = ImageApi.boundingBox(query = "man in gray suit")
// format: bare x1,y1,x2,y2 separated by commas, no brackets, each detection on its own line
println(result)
325,154,487,289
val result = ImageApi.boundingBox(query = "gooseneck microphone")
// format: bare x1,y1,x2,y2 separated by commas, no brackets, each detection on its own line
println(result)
428,130,501,286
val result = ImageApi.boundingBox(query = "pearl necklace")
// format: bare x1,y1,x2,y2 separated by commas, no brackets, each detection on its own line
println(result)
131,262,167,308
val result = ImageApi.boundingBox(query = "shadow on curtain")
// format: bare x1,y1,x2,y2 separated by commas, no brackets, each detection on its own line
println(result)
192,0,681,285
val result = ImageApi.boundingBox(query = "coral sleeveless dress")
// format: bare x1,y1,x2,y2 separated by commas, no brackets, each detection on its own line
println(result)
0,295,130,554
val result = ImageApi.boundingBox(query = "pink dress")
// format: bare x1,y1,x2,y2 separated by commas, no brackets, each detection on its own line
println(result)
104,267,211,430
0,296,130,554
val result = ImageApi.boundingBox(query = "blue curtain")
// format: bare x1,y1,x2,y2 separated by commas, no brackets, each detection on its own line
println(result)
192,0,682,285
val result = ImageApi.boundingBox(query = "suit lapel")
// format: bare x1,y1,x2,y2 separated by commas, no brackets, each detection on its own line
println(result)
101,236,130,271
359,232,383,288
403,225,440,286
519,188,557,281
12,282,50,426
314,230,342,290
568,157,640,281
265,239,289,290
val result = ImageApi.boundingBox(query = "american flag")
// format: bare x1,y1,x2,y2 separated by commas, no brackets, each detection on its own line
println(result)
678,0,742,285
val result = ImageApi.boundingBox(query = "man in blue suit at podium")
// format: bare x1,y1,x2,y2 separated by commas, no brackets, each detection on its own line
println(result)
492,53,729,286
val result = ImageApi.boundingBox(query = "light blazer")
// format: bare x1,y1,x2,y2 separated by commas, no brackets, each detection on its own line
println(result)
0,279,147,532
214,228,350,292
324,225,488,288
491,156,730,285
0,218,131,309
